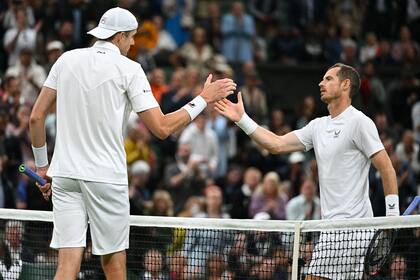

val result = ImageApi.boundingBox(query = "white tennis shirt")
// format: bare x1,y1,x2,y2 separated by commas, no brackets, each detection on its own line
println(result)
44,41,159,184
294,106,384,219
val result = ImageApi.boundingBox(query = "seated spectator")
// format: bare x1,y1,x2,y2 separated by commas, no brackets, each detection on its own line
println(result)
0,221,23,280
395,130,420,175
45,40,64,72
140,249,169,280
128,160,152,216
168,251,187,280
249,172,287,220
392,26,420,64
149,68,169,104
147,190,174,217
358,61,387,117
151,15,177,67
206,253,230,280
179,26,213,77
124,123,156,169
195,185,230,219
164,143,207,214
286,179,320,220
229,167,262,219
359,32,380,64
240,69,268,125
179,113,219,178
374,39,396,66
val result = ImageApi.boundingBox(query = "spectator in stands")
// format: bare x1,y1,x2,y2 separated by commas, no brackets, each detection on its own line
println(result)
389,254,407,280
3,7,39,66
6,48,46,105
2,0,35,30
229,167,262,219
411,100,420,143
44,40,64,73
147,190,174,217
286,151,306,198
140,249,168,280
295,95,316,129
374,39,396,66
128,160,152,216
151,15,177,67
179,26,213,77
168,251,187,280
0,105,22,187
161,68,193,114
199,2,222,52
286,179,320,220
240,69,268,126
195,185,229,219
395,130,420,175
182,189,232,275
249,171,287,220
164,143,207,214
124,123,156,169
207,106,233,178
269,26,305,65
392,26,420,65
221,1,256,64
205,253,230,280
359,32,380,64
149,68,169,104
373,112,398,143
270,108,291,136
0,221,23,280
358,61,387,117
179,113,219,178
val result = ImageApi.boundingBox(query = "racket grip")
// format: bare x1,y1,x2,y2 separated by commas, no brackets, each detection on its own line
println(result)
18,164,47,186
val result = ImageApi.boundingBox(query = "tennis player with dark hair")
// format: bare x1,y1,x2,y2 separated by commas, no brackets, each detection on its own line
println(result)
29,7,236,280
215,63,399,279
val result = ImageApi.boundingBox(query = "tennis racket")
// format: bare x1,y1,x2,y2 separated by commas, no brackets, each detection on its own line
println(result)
364,196,420,276
18,164,47,186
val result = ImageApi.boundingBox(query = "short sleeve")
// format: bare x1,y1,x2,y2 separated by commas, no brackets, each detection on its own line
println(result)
353,116,384,158
43,56,62,90
127,71,159,113
294,119,316,151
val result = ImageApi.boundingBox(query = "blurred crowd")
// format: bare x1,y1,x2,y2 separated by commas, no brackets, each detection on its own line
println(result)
0,0,420,279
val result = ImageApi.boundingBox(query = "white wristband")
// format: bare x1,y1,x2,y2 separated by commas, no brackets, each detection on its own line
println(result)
182,96,207,121
235,113,258,135
32,144,48,168
385,194,400,216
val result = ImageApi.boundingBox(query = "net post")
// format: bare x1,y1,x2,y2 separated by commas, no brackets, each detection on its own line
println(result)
291,221,302,280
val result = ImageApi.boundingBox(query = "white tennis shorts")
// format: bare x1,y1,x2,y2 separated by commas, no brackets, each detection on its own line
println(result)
306,230,374,280
50,177,130,255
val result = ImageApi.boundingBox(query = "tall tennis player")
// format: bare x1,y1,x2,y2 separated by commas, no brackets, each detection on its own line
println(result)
29,7,236,280
215,63,399,280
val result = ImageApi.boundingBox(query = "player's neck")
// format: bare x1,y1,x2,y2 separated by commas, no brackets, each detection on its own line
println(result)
327,98,351,118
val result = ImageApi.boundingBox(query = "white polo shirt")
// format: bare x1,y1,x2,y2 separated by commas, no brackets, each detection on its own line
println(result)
44,41,159,185
294,106,384,219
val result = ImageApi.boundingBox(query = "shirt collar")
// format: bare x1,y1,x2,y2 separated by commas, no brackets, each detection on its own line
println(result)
92,40,121,54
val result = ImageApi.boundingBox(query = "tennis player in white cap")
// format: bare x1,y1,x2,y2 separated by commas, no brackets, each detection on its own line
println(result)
29,7,236,279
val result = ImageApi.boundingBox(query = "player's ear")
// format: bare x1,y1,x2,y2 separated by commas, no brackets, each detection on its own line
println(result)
342,78,351,92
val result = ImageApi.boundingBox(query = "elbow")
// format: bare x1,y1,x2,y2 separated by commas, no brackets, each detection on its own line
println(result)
154,127,171,140
29,111,43,126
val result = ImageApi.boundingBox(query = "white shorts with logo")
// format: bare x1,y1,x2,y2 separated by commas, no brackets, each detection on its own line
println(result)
50,177,130,255
306,230,374,280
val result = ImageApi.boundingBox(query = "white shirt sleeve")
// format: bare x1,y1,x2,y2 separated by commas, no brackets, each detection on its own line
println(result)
43,55,62,90
294,119,316,151
353,115,384,158
127,71,159,113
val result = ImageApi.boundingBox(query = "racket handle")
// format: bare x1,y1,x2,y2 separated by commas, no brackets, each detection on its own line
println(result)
403,196,420,216
18,164,47,186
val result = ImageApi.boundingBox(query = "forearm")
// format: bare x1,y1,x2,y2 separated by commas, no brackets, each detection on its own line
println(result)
380,165,398,196
29,116,47,148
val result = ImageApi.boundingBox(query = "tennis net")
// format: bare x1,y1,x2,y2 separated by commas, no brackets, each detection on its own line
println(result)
0,209,418,279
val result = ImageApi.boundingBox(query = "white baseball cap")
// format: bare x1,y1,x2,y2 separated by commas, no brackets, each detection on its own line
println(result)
87,7,138,39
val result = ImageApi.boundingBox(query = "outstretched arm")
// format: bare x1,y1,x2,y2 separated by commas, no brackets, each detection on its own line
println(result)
139,75,236,140
215,92,305,154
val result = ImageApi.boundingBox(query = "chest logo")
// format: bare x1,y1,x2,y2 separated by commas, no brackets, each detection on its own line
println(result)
333,130,341,138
